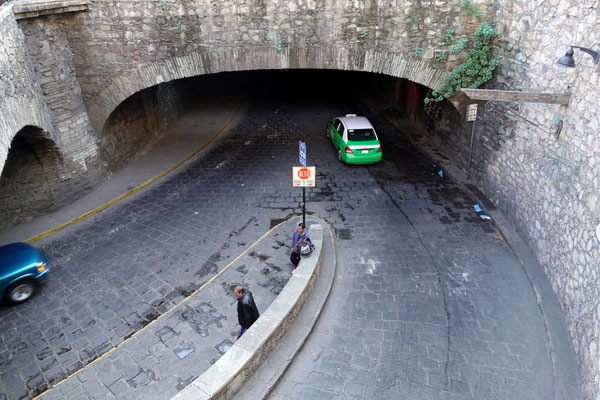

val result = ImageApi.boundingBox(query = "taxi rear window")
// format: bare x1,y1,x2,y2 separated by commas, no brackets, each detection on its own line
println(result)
347,129,376,142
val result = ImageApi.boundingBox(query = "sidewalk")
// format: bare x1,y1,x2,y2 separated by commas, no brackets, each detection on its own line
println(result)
0,96,241,245
1,92,337,400
37,218,315,400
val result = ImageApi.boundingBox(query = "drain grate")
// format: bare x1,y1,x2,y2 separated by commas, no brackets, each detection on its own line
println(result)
270,219,286,228
481,222,496,233
336,228,351,240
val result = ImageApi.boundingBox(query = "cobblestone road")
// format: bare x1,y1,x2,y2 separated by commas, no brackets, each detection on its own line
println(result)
267,77,559,399
0,71,574,399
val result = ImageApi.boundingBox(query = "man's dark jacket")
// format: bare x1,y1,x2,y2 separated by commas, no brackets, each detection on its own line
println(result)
237,290,260,329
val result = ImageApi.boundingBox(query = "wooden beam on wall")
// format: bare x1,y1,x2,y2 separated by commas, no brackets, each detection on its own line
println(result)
461,89,571,105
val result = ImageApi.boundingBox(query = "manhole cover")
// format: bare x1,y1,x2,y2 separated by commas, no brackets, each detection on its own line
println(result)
336,228,351,240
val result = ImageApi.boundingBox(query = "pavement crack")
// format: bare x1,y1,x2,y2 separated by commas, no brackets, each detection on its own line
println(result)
312,348,324,363
371,168,453,389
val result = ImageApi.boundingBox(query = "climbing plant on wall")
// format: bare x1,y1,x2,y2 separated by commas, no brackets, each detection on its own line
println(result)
425,5,499,103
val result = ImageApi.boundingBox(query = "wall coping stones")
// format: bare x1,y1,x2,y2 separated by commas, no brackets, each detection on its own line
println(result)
172,224,325,400
13,0,88,20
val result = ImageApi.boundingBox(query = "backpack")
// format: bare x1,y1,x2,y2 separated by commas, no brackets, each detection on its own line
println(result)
299,237,315,257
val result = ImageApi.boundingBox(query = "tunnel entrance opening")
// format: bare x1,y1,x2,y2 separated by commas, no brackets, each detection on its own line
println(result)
1,70,464,232
0,126,64,230
101,68,463,173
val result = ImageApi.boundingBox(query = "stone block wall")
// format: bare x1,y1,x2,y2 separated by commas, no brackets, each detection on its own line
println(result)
101,80,188,169
0,5,55,174
0,4,192,227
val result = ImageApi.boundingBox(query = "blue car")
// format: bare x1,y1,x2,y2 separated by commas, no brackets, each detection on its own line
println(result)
0,243,49,304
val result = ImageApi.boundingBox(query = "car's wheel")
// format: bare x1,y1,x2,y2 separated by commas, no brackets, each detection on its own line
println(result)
6,280,36,305
337,149,342,162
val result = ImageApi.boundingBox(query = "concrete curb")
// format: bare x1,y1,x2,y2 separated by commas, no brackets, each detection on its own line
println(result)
233,219,336,400
172,224,325,400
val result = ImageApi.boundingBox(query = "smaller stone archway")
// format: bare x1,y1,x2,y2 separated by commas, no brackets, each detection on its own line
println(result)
0,125,65,229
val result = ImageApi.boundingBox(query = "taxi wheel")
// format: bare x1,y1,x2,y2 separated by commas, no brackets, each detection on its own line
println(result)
337,149,342,162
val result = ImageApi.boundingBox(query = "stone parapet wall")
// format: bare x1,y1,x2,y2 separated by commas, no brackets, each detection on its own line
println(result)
64,0,493,133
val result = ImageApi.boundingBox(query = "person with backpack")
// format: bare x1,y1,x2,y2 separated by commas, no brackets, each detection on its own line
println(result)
290,222,311,268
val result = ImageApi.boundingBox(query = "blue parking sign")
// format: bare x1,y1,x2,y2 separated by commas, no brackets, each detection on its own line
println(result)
299,141,307,167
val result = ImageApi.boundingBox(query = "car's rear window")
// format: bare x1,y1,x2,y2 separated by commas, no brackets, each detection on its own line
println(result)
347,129,376,142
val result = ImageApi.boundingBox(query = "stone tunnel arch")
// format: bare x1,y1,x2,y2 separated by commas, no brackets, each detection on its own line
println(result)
99,66,465,179
0,126,67,229
90,47,451,135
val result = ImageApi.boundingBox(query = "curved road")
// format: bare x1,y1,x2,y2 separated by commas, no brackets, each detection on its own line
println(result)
0,72,580,400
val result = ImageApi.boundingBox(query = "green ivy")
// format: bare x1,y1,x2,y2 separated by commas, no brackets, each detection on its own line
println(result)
435,50,448,63
413,47,424,58
444,29,455,45
461,0,481,20
450,37,469,54
425,21,499,103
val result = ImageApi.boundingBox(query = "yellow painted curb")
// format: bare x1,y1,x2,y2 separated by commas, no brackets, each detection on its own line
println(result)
25,104,241,244
33,216,318,399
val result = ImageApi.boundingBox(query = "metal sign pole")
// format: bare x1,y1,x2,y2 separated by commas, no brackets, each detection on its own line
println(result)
467,120,476,180
466,104,478,180
299,141,307,225
302,187,306,226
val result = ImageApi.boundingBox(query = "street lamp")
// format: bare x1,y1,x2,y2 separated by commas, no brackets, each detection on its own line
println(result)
556,46,600,68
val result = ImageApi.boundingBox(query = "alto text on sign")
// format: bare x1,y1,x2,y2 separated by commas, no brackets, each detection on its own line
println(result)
292,166,316,187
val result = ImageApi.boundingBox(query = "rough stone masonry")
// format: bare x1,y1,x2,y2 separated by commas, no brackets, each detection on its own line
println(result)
0,0,598,398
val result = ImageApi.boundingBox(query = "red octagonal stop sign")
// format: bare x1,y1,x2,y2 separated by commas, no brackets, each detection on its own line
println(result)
298,168,311,179
292,166,316,187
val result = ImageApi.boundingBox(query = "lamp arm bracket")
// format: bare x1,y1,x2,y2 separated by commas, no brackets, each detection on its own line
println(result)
570,45,600,64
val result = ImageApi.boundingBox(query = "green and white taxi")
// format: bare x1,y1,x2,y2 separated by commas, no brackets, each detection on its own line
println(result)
326,114,382,164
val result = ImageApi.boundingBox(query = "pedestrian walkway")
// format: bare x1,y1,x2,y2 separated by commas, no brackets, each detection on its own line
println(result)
0,96,242,245
37,218,319,399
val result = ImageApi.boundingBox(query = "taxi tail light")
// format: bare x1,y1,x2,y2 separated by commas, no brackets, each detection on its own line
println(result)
376,146,382,153
344,147,353,154
37,262,46,273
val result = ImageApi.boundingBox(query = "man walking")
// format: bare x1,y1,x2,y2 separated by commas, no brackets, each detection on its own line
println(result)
233,285,260,339
290,222,310,268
